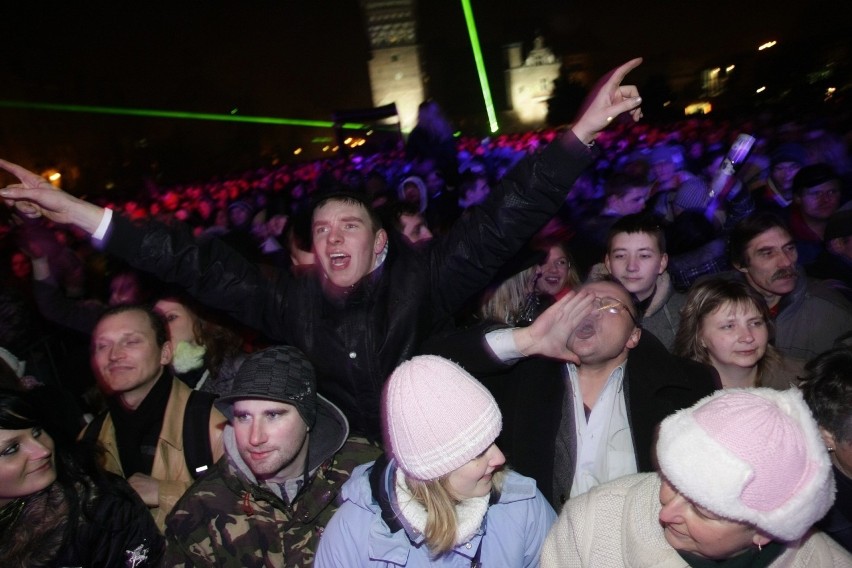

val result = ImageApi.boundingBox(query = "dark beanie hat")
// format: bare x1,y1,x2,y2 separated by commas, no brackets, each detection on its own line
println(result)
216,346,317,427
793,163,837,193
771,143,807,167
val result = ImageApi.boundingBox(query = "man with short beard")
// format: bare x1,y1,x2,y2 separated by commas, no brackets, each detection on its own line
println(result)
164,346,381,567
730,212,852,360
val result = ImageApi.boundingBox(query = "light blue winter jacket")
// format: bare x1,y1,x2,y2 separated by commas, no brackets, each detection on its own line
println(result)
315,460,555,567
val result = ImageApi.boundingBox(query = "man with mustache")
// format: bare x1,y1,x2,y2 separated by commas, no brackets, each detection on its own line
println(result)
730,212,852,360
423,280,717,510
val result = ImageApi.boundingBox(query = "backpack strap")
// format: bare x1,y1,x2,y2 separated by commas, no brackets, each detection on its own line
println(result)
368,453,404,534
182,390,217,479
81,410,108,444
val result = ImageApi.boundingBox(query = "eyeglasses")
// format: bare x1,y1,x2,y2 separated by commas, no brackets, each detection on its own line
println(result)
594,297,639,326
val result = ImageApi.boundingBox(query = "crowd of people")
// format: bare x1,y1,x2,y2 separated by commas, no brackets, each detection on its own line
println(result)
0,58,851,566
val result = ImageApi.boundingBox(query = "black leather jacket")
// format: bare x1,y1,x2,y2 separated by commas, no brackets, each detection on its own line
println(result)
104,137,595,438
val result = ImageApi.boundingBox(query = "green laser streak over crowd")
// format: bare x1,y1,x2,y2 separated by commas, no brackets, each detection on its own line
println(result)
460,0,499,133
0,100,368,130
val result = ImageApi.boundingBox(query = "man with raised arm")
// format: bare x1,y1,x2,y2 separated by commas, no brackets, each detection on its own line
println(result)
1,59,644,439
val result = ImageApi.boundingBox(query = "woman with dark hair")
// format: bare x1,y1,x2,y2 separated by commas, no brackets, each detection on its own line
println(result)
0,390,163,566
801,346,852,553
154,294,246,396
674,278,803,389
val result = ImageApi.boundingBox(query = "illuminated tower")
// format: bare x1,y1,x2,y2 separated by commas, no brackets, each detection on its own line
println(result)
505,36,560,126
360,0,425,132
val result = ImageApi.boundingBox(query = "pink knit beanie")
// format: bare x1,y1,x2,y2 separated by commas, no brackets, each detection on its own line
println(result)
657,388,835,542
384,355,502,481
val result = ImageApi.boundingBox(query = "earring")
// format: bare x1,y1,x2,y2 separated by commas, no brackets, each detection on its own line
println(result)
757,542,763,553
828,447,835,453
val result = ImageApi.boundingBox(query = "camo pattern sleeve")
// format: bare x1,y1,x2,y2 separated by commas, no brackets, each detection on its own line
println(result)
164,439,382,567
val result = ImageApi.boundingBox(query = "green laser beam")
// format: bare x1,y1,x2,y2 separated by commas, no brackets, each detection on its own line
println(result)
0,100,369,130
460,0,499,133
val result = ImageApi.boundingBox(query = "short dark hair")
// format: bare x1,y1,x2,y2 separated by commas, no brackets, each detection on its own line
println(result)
800,347,852,444
604,172,648,200
96,304,169,348
312,194,383,234
607,213,667,254
381,201,423,232
729,212,790,269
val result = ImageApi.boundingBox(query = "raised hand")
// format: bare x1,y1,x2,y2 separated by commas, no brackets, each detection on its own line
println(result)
571,57,643,145
512,289,596,364
0,159,106,233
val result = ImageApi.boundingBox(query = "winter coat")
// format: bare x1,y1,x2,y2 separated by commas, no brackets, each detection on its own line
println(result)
165,423,382,567
0,470,164,567
102,137,595,439
315,459,556,567
80,375,226,530
714,268,852,360
542,473,852,568
774,271,852,360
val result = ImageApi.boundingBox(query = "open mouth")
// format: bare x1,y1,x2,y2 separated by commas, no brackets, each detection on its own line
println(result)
574,321,596,340
329,252,349,268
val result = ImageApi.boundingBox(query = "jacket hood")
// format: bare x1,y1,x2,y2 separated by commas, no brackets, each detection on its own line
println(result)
397,176,428,213
224,393,349,484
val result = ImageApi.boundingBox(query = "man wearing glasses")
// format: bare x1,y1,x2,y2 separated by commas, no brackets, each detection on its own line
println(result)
424,278,717,510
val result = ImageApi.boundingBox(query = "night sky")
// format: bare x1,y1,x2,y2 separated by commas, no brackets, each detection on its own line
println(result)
2,1,851,182
7,1,852,117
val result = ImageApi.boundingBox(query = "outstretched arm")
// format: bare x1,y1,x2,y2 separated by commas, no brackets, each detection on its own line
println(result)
569,57,643,145
0,159,105,233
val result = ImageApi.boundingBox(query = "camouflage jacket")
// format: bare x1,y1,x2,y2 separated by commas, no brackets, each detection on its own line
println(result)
164,433,381,567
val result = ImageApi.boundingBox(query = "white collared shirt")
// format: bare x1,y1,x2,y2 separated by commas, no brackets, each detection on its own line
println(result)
567,362,637,498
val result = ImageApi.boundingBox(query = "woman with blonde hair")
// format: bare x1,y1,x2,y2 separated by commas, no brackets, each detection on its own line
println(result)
674,278,802,389
479,241,581,327
316,355,555,566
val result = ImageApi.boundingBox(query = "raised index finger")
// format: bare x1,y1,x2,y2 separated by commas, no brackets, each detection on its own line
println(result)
0,159,42,186
604,57,643,90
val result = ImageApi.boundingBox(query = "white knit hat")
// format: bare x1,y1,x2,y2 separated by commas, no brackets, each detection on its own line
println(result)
657,388,835,542
384,355,502,481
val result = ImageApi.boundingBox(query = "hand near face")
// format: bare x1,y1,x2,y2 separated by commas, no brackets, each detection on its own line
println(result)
513,289,595,363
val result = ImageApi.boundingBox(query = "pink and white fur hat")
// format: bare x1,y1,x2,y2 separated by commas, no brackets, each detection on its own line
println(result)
657,387,835,542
